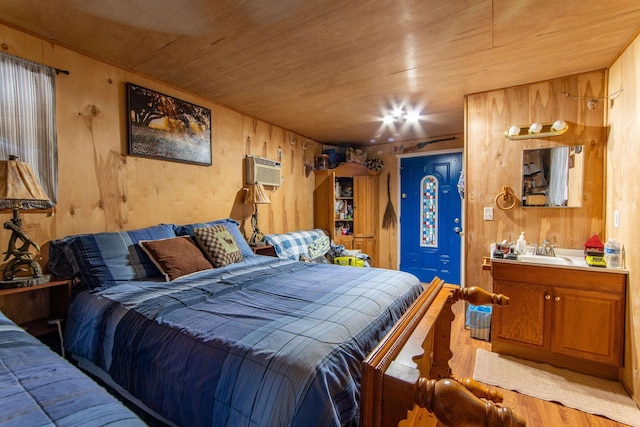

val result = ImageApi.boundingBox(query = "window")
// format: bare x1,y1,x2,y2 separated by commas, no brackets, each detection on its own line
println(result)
0,52,57,209
421,175,437,247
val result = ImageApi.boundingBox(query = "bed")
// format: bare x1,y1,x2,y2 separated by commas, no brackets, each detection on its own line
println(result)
361,279,525,427
0,310,144,426
48,219,524,427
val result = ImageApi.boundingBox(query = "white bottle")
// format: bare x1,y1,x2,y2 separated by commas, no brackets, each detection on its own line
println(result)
604,239,621,268
516,232,526,255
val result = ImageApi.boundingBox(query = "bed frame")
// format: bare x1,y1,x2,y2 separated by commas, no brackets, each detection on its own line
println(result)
362,277,526,427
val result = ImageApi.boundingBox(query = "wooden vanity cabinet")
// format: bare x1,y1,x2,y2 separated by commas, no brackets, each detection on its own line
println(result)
491,261,627,379
314,163,379,265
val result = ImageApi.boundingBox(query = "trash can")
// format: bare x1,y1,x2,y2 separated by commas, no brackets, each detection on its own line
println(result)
466,304,492,341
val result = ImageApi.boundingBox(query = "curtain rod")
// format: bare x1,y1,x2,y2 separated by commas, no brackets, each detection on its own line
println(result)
0,52,69,75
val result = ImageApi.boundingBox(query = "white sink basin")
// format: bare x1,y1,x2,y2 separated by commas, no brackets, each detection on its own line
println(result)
490,248,589,268
517,255,575,265
516,253,588,267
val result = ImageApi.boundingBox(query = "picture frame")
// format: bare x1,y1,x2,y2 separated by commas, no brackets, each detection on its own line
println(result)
127,82,212,165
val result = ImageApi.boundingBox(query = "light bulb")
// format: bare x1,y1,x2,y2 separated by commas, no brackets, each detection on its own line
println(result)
529,122,542,133
551,120,566,131
405,111,420,122
391,107,404,119
508,125,521,136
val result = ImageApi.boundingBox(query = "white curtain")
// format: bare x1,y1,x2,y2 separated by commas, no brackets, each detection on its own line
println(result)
548,147,569,207
0,52,57,209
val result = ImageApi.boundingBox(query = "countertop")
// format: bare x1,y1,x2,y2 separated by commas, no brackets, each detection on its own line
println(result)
487,248,628,274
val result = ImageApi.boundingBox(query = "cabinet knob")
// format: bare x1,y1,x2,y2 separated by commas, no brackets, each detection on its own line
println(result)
554,296,560,301
544,294,551,300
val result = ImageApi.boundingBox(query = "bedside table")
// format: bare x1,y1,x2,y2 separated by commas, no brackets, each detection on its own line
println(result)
251,244,276,257
0,279,71,337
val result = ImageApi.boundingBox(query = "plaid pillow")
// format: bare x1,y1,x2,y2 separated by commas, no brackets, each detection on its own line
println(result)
264,229,326,260
173,218,254,258
193,225,243,268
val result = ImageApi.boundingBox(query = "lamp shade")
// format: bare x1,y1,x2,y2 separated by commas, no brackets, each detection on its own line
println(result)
253,183,271,204
0,157,49,202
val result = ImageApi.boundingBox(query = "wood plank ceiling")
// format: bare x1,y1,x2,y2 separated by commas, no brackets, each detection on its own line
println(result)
1,0,639,146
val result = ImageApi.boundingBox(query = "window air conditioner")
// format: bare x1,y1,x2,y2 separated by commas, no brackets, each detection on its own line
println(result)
244,156,282,187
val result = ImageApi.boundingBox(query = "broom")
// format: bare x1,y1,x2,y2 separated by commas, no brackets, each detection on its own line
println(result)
382,172,397,229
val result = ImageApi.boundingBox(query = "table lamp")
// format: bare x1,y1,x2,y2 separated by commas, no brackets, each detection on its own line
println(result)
248,183,270,246
0,155,50,287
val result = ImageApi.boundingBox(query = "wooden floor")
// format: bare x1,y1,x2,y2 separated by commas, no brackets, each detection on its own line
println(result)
448,301,631,427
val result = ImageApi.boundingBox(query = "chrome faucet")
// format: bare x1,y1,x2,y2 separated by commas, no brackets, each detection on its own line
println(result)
534,240,556,256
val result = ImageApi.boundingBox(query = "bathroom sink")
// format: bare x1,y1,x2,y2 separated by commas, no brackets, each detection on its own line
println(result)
489,247,589,268
517,255,573,265
516,254,586,267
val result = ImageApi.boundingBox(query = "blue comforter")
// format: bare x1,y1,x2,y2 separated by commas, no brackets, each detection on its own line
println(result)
65,256,422,427
0,311,144,426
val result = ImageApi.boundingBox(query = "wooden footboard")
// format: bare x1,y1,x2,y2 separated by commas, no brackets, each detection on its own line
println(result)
361,277,525,427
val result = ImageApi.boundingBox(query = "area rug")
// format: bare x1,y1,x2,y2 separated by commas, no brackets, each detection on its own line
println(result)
473,348,640,427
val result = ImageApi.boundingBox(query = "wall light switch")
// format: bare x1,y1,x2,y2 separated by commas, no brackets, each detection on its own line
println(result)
614,210,620,228
483,207,494,221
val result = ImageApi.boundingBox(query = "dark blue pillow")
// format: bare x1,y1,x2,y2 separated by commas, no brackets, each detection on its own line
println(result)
49,224,176,290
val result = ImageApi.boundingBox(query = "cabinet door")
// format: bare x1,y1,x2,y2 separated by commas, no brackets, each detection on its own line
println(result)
353,237,376,265
353,175,377,237
313,171,336,238
492,280,549,349
334,235,353,249
551,287,624,366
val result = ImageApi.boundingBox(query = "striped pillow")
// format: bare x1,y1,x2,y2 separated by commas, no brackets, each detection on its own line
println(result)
48,224,177,290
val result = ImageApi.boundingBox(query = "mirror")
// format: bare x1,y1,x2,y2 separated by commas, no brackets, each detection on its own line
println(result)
522,146,584,207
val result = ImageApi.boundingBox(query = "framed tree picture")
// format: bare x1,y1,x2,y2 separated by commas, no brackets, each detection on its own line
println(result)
127,83,212,165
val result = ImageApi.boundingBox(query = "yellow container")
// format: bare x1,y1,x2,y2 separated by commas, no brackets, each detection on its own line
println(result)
333,256,365,267
586,251,606,267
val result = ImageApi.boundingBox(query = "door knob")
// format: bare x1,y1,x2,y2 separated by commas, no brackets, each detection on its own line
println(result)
453,227,464,236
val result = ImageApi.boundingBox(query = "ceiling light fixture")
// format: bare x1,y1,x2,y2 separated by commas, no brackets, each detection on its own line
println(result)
373,103,427,143
381,104,422,124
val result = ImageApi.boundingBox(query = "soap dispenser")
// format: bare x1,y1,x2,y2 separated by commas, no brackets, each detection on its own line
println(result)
516,232,526,255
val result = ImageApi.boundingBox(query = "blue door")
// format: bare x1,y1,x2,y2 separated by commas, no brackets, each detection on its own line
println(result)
400,152,462,285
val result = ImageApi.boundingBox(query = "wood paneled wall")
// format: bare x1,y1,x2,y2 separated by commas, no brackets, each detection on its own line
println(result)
608,32,640,404
0,23,321,258
465,71,606,292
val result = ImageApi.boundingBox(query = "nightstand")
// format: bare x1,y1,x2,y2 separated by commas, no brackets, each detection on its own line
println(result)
0,279,71,337
251,244,276,257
